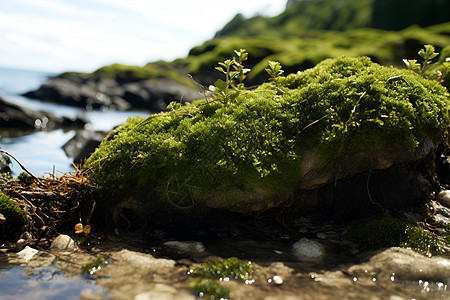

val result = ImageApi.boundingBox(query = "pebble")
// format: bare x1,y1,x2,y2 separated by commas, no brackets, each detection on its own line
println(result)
163,241,205,255
272,275,284,285
16,246,38,262
14,238,27,250
437,190,450,207
50,234,78,252
119,249,176,270
317,232,327,239
292,238,326,262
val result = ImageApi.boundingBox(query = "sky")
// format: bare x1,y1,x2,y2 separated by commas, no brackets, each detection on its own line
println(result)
0,0,286,73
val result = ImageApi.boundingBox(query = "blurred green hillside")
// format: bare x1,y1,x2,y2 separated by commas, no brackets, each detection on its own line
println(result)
216,0,450,36
88,0,450,88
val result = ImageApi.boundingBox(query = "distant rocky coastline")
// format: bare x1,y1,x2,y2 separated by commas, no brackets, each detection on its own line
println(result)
23,72,202,112
0,96,86,130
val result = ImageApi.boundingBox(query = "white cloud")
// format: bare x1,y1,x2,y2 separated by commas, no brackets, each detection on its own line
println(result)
0,0,286,72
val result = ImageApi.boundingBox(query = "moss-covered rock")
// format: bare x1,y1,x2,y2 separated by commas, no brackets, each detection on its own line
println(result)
0,190,26,239
343,217,446,254
84,56,449,220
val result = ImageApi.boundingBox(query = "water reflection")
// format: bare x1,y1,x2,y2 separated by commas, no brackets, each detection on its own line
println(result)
0,99,147,176
0,264,108,300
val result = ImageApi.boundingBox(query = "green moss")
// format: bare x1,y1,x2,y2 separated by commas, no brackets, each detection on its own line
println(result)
16,172,28,182
429,220,450,245
85,56,449,212
186,25,450,86
344,217,445,254
189,257,254,281
217,0,449,37
82,257,105,274
188,257,253,300
92,61,194,87
190,279,231,299
0,190,26,235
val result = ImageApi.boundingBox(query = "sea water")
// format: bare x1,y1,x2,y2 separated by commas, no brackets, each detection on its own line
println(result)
0,67,147,176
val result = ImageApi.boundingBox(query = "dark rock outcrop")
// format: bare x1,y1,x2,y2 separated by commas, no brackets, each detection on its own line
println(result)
0,96,86,130
0,151,11,174
23,73,201,112
62,130,108,165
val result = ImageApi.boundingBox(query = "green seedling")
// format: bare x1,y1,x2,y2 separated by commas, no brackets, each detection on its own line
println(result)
265,60,285,86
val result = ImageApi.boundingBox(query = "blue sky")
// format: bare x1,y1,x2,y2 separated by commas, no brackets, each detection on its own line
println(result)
0,0,286,73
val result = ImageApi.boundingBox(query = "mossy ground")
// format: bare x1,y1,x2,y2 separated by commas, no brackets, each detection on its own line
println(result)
186,24,450,86
84,56,449,215
0,190,26,238
343,217,446,255
188,257,254,299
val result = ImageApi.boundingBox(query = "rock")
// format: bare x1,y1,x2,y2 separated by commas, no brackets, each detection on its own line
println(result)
0,96,87,129
118,249,176,271
163,241,205,256
0,150,11,174
62,130,108,164
84,56,449,222
50,234,78,252
13,232,33,250
134,284,195,300
298,136,436,191
432,200,450,224
16,246,38,262
269,275,284,285
349,247,450,285
0,212,5,224
24,72,201,112
11,247,56,267
23,74,130,111
292,238,326,262
13,238,28,251
437,190,450,207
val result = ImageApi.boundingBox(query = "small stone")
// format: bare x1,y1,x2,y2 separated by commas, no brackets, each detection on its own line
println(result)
0,212,6,224
20,232,33,242
272,275,284,285
50,234,78,252
437,190,450,207
119,249,176,271
292,238,326,262
163,241,205,255
16,246,38,262
317,232,327,239
14,238,27,250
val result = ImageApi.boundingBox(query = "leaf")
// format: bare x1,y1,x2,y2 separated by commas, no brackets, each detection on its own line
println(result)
215,67,225,74
214,79,228,92
229,72,238,80
429,52,439,60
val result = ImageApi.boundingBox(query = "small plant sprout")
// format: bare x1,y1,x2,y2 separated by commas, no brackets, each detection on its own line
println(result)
233,48,251,89
75,223,91,236
265,60,286,86
418,44,439,73
402,59,421,73
214,49,250,104
215,59,238,104
404,44,450,85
